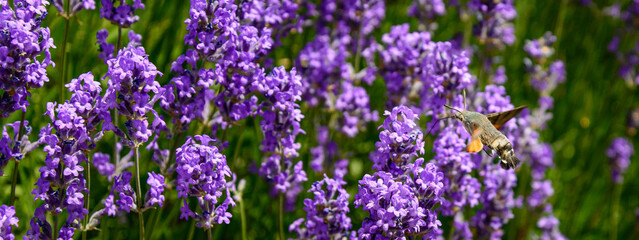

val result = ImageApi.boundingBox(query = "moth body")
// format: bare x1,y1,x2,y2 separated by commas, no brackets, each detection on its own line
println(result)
445,105,525,170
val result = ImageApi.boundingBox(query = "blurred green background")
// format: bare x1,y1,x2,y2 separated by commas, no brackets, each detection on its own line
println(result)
1,0,638,239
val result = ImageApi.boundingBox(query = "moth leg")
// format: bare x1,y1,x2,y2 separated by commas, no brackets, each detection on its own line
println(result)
483,148,494,157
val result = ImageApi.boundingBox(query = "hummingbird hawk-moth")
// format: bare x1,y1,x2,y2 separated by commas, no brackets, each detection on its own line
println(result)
441,104,527,170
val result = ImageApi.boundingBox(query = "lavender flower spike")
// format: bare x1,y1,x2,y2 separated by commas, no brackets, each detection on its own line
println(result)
0,205,18,240
144,172,166,208
607,137,635,183
176,135,235,228
53,0,95,16
370,105,424,175
289,175,354,239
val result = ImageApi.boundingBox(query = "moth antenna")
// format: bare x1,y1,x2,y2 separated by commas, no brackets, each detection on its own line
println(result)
425,117,450,137
444,105,462,113
463,89,467,110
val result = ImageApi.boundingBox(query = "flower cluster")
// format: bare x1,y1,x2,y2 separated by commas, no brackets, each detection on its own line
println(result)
534,205,567,240
104,42,164,146
467,85,522,237
310,126,348,179
432,126,480,217
607,137,634,184
0,0,55,119
162,0,273,131
96,29,114,63
378,24,472,115
27,71,112,239
378,24,431,108
29,104,89,239
524,32,566,94
176,135,234,228
468,0,517,48
53,0,95,16
100,0,145,27
370,106,424,175
296,0,383,137
355,105,445,238
144,172,166,208
240,0,303,46
104,172,136,215
471,164,518,239
408,0,445,31
0,121,41,176
257,67,307,209
355,159,444,239
0,205,18,240
606,0,639,87
289,175,354,239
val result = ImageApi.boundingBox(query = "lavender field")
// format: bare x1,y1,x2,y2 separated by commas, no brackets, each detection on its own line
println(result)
0,0,638,239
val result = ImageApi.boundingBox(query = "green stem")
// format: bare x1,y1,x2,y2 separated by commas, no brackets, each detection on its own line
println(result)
611,183,622,240
167,127,182,175
147,207,162,239
9,110,26,205
59,0,70,104
279,194,284,240
9,160,19,205
353,11,363,73
186,219,196,240
207,228,213,240
134,146,145,240
448,219,456,239
240,196,247,240
54,214,60,239
83,154,92,240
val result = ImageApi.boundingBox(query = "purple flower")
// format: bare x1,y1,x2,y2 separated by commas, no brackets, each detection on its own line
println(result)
0,0,55,118
408,0,445,30
256,67,308,205
27,71,113,237
310,126,349,180
144,171,166,208
535,205,567,240
100,0,144,27
378,24,431,108
96,29,114,63
471,164,518,240
295,0,382,138
524,32,557,60
289,175,353,239
524,32,566,94
105,172,136,215
0,205,18,240
53,0,95,16
433,126,481,216
420,41,473,111
468,0,517,48
370,106,424,175
240,0,303,46
160,49,213,129
163,0,276,131
335,81,379,137
528,180,554,207
355,160,444,239
493,65,507,84
409,0,445,20
176,135,235,228
104,43,164,145
92,152,115,180
607,137,634,183
0,121,42,176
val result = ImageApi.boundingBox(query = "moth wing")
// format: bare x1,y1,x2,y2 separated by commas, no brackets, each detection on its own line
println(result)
485,105,527,129
467,125,484,153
